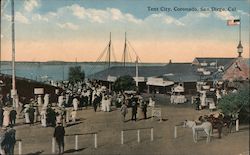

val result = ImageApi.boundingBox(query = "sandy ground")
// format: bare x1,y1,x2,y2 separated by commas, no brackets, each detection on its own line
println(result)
13,94,249,155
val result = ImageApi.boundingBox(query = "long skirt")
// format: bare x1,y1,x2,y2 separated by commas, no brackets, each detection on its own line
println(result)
3,115,10,127
25,113,30,123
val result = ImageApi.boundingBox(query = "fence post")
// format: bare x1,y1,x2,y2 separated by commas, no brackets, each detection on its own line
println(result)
137,130,140,143
52,137,55,154
236,119,239,132
18,140,22,155
94,134,97,148
121,131,124,145
174,126,177,138
151,128,154,141
75,135,78,150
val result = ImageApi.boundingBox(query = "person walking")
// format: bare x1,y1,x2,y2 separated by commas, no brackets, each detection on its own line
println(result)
53,123,65,155
3,108,10,127
131,101,138,121
195,94,201,110
142,101,148,119
72,97,78,111
6,125,16,155
9,108,17,126
0,126,7,155
0,106,3,127
93,95,98,112
40,107,47,127
120,103,128,122
70,109,77,123
28,106,35,126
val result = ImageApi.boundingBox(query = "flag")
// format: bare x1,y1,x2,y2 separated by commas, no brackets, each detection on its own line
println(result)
227,19,240,26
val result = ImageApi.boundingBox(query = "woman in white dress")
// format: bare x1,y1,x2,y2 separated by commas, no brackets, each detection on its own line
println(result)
107,97,111,112
3,108,10,127
40,108,47,127
24,105,30,124
72,98,78,111
43,94,49,108
58,95,64,107
38,95,43,106
148,98,155,107
200,92,206,108
71,109,77,123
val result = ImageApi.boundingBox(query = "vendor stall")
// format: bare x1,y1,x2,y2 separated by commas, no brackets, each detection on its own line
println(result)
170,84,187,104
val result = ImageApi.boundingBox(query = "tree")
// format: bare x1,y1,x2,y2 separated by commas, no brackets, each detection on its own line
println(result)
113,75,136,92
68,66,85,83
218,86,249,122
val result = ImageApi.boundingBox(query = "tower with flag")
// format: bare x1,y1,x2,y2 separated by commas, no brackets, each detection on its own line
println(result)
227,18,243,57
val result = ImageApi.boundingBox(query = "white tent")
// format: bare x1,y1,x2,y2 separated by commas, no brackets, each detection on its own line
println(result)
107,75,117,82
146,77,174,87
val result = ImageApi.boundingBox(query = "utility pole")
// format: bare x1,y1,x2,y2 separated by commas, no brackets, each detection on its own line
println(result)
11,0,17,108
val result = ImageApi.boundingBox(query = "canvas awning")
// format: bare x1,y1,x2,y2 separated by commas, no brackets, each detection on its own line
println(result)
172,85,184,92
107,75,117,82
146,77,174,87
133,77,145,82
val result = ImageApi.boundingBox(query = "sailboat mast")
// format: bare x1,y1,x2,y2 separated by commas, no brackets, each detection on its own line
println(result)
123,32,127,67
108,32,111,68
136,56,138,87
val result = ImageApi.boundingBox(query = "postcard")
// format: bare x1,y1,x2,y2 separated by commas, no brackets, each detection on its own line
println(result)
0,0,249,155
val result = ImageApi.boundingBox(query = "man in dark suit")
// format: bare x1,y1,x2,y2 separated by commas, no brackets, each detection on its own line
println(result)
131,101,138,121
93,95,99,112
0,106,3,127
53,123,65,154
9,108,17,126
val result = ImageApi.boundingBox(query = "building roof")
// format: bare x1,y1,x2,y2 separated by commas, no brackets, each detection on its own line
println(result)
161,63,201,82
88,58,249,83
193,57,236,68
88,65,168,81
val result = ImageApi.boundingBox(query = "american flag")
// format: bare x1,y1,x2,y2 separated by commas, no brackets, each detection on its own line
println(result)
227,19,240,26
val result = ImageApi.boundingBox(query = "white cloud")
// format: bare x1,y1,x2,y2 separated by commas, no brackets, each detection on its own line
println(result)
3,12,29,24
145,13,184,26
64,4,142,24
57,22,79,30
163,15,184,26
70,4,86,19
32,14,48,22
24,0,39,12
237,10,250,17
214,11,235,20
16,12,29,24
3,14,11,21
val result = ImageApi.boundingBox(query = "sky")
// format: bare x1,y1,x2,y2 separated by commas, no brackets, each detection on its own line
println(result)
1,0,249,63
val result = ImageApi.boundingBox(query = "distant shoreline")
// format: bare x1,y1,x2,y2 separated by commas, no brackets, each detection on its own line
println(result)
0,61,167,65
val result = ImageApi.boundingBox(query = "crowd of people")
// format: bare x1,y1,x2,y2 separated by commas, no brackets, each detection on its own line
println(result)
0,80,155,154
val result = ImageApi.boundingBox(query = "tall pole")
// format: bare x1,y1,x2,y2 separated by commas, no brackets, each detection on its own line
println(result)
136,56,138,87
123,32,127,67
239,17,241,42
108,32,111,68
0,0,2,72
11,0,17,107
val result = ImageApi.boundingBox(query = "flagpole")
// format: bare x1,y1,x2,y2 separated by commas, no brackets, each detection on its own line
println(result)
239,17,241,42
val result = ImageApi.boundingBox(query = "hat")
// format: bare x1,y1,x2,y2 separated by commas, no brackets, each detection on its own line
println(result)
2,126,7,130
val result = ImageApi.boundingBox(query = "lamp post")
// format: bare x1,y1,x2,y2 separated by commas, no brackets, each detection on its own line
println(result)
237,41,243,57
